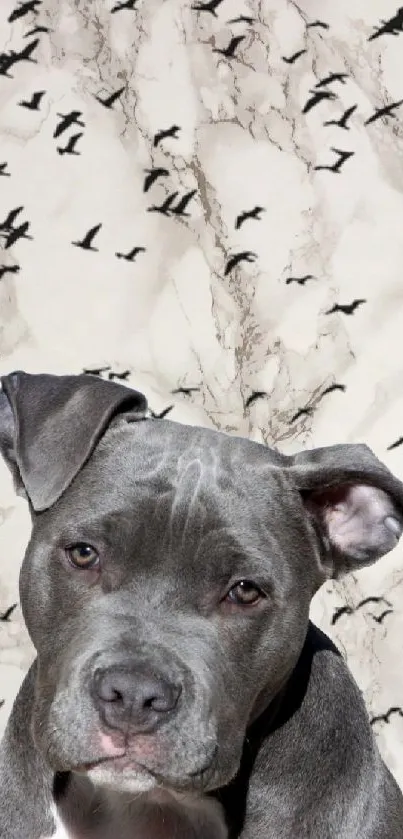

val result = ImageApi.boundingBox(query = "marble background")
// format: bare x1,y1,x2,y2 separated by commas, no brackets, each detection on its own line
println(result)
1,0,403,788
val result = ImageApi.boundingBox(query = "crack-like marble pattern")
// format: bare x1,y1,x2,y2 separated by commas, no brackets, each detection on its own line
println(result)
2,0,403,788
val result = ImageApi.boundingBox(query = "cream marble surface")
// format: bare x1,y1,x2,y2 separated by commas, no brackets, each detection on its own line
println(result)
1,0,403,788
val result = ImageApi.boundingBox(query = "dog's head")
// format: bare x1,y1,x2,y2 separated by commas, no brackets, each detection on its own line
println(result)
1,371,403,794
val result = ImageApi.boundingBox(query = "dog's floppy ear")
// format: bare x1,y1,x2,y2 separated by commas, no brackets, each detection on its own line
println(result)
287,443,403,578
0,371,148,512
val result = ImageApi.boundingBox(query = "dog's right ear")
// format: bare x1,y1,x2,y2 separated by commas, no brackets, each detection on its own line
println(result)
0,371,148,512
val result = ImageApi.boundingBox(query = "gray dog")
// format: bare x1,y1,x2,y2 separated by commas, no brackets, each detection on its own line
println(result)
1,371,403,838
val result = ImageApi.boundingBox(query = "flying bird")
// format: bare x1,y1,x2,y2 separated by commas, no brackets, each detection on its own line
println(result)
24,25,51,36
235,206,265,228
143,167,169,192
315,73,349,88
150,405,174,419
314,147,355,173
368,8,403,41
0,163,10,176
306,20,329,30
18,90,45,110
282,49,307,64
108,370,131,380
370,609,393,624
8,0,41,23
324,104,357,129
228,15,255,25
57,133,83,156
290,407,314,423
171,190,197,217
1,39,39,78
365,100,403,125
285,274,315,286
111,0,138,10
321,383,346,397
302,89,336,114
0,264,20,279
331,605,354,625
83,366,111,376
387,436,403,451
357,596,392,610
370,707,403,726
224,251,257,275
325,299,366,315
171,386,201,396
115,246,146,261
147,192,179,216
0,603,18,621
191,0,224,16
4,222,32,249
213,35,245,59
153,125,181,147
245,391,267,408
0,206,24,230
95,86,125,109
72,223,102,251
54,110,85,138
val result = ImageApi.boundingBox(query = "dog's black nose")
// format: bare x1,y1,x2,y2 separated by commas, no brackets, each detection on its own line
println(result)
92,665,182,732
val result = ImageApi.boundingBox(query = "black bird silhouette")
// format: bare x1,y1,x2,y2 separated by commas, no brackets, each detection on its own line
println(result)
365,100,403,125
370,707,403,726
285,274,315,286
83,366,111,376
0,39,39,78
225,251,257,275
245,391,266,408
324,104,357,129
0,603,18,621
357,596,392,610
235,206,265,229
321,383,346,397
153,125,181,147
191,0,224,16
24,25,51,36
171,386,201,396
0,264,20,279
368,8,403,41
57,133,83,156
95,86,125,109
0,163,10,176
306,20,329,30
213,35,245,59
290,406,314,423
8,0,41,23
111,0,138,10
282,49,307,64
0,206,24,230
326,299,366,315
314,147,355,173
18,90,45,110
115,246,146,261
0,52,16,78
370,609,393,624
147,192,178,216
4,222,32,249
315,72,349,88
228,15,255,24
54,111,85,138
331,605,354,625
143,167,169,192
150,405,174,419
171,190,197,217
108,370,131,381
72,224,102,251
302,89,336,114
388,436,403,451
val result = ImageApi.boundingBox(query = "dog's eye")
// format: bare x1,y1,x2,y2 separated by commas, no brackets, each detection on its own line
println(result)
225,580,264,606
66,543,100,570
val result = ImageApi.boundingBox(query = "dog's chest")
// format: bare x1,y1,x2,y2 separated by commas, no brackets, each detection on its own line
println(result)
48,788,228,839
